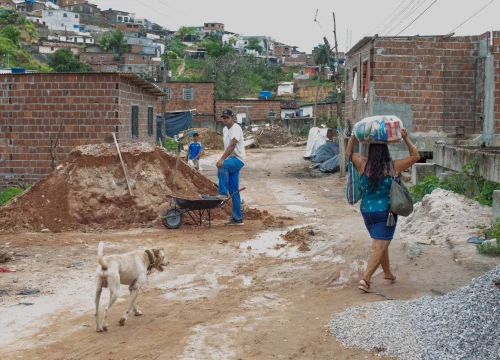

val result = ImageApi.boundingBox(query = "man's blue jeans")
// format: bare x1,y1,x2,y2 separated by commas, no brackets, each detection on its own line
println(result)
218,157,244,220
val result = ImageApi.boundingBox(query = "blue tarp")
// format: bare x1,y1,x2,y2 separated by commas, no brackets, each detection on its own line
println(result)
311,141,340,163
319,154,348,173
156,112,194,140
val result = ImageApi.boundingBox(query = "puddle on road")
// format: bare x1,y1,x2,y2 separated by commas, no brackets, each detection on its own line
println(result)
240,226,333,259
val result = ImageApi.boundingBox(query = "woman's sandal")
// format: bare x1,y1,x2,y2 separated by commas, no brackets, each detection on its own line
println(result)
384,276,397,285
358,279,371,293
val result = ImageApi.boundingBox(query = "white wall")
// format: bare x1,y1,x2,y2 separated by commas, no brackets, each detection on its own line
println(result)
277,83,294,96
301,106,313,117
42,10,79,32
39,45,79,55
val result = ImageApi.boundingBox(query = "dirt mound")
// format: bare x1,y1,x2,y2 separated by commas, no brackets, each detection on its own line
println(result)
182,128,224,150
400,189,491,246
281,226,314,251
0,143,223,233
245,125,296,147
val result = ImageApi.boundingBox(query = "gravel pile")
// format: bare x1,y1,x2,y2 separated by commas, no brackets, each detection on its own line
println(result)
330,266,500,359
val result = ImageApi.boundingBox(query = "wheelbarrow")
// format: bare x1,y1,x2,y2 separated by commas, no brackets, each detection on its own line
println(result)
161,188,246,229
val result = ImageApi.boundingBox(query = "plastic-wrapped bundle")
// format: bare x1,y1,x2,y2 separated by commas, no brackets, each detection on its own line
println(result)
353,116,403,144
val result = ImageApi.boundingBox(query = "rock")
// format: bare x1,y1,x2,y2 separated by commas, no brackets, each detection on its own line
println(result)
41,228,50,233
483,238,498,245
404,240,423,259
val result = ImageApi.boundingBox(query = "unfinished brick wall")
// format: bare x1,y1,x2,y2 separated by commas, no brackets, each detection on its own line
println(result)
215,99,281,121
155,82,215,119
0,73,158,188
315,103,345,119
346,35,486,135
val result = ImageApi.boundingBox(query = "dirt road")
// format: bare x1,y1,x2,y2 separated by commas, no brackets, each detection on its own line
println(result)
1,148,497,360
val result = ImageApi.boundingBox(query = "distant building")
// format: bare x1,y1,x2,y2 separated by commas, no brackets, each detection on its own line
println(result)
40,9,80,32
38,41,81,55
101,9,135,23
277,82,294,96
61,1,100,14
204,22,224,35
48,34,95,45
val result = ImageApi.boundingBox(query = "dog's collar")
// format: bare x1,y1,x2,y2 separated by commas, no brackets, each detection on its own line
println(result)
145,250,154,270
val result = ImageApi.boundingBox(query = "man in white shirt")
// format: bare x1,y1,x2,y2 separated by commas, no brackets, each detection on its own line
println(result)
216,109,246,226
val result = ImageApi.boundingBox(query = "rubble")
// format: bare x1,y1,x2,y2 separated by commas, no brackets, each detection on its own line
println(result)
181,128,224,150
244,124,297,148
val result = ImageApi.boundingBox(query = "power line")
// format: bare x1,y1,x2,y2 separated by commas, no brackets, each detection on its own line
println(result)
378,0,418,35
132,0,170,18
385,0,427,36
449,0,496,33
395,0,439,36
371,0,409,34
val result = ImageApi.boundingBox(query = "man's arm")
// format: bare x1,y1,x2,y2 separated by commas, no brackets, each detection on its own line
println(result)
216,138,237,168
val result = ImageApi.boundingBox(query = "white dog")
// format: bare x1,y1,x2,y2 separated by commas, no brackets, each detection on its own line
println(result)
94,241,168,332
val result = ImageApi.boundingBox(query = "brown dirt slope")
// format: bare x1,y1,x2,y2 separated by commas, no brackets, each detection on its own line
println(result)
0,143,220,233
182,128,224,150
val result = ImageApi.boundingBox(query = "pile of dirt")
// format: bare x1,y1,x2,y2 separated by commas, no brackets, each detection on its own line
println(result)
245,125,297,148
400,189,491,246
181,128,224,150
281,226,314,251
0,143,225,233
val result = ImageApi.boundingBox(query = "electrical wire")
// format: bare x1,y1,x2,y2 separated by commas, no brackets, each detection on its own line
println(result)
385,0,427,36
378,0,417,35
449,0,496,33
131,0,170,18
395,0,438,36
371,0,410,34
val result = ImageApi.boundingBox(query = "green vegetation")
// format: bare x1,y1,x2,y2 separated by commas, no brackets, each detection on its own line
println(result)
174,26,201,42
410,158,500,206
200,34,233,58
476,219,500,256
98,30,130,56
169,39,187,59
0,9,47,70
0,187,25,206
246,37,263,55
48,48,93,72
313,44,329,65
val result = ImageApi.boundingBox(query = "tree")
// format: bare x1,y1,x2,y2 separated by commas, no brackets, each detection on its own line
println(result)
174,26,197,42
246,37,263,55
48,48,93,72
0,25,20,46
313,44,329,66
204,54,252,99
98,30,129,56
201,34,233,58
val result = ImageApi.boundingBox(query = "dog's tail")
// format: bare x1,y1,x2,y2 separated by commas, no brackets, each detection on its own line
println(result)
97,241,108,270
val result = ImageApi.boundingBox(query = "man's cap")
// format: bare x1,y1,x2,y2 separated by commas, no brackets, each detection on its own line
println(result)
188,131,194,137
221,109,234,118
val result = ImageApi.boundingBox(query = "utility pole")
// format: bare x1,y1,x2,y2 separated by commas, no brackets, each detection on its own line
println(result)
323,12,345,177
313,64,321,127
160,36,168,145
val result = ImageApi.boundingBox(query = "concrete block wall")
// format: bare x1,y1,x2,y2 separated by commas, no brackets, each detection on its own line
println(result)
155,82,215,118
0,73,158,188
215,99,281,121
346,34,487,135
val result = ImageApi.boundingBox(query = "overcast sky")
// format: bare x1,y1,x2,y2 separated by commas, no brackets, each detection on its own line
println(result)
93,0,500,53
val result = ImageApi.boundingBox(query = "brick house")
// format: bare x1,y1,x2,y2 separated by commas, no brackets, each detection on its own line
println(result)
61,1,100,14
116,22,141,33
345,33,491,138
0,73,165,187
155,82,215,121
215,99,281,121
204,23,224,35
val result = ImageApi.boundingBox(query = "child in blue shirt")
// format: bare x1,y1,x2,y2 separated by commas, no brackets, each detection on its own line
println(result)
186,132,202,170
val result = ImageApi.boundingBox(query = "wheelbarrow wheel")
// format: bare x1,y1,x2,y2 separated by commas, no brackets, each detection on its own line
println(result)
162,207,184,229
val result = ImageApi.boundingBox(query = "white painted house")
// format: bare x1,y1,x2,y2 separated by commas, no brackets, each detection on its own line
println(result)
41,9,80,32
277,82,294,96
48,34,94,45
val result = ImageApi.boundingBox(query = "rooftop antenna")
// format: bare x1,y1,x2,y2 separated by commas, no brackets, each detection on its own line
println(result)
314,9,325,34
314,9,318,22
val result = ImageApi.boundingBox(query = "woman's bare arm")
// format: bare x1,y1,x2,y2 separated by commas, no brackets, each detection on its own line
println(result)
393,129,421,174
346,135,367,174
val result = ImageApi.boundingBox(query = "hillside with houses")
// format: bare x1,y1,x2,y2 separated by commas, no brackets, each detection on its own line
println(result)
0,0,345,113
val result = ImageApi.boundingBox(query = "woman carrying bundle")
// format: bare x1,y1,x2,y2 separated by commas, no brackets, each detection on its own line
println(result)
346,128,420,292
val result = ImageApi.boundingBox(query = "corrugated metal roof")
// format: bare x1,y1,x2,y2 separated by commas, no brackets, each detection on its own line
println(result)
0,72,167,96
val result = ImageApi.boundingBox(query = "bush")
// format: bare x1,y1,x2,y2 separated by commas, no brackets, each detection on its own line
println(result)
410,158,500,206
0,187,24,206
